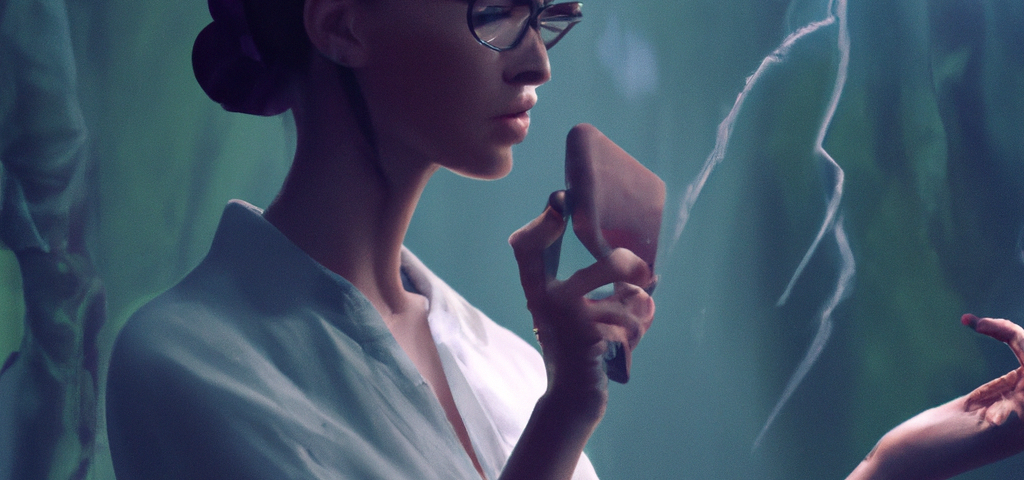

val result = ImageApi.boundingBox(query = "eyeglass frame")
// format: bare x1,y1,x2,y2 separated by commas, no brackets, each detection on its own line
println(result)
466,0,584,52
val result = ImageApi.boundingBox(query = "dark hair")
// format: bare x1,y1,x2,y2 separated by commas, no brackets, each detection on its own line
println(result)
192,0,311,116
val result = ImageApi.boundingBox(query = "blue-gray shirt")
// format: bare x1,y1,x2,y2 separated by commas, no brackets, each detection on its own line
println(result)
106,200,597,480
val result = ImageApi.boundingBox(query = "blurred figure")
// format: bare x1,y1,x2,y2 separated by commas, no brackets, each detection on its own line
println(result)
0,0,106,478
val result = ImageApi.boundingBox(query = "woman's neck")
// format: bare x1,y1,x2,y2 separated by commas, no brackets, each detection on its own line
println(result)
264,58,436,321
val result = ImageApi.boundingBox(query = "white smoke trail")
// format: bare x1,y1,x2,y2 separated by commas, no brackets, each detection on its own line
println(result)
670,12,842,245
776,0,851,307
754,0,853,450
753,217,855,449
667,0,854,449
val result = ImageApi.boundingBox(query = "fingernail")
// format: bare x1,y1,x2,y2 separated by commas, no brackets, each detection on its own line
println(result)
643,275,659,295
962,313,979,330
548,190,567,217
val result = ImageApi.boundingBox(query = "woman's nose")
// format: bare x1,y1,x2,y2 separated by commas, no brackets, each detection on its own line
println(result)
503,27,552,86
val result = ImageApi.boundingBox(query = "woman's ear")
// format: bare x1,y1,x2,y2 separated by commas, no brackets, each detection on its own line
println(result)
304,0,368,68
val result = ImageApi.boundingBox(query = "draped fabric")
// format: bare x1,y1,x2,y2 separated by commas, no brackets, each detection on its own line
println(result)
0,0,105,478
0,0,1021,478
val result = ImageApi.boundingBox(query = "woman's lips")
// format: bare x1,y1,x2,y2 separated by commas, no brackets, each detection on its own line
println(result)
499,110,531,122
496,110,531,140
499,95,536,119
493,95,536,141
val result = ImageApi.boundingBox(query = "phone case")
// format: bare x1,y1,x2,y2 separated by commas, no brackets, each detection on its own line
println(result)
564,123,665,383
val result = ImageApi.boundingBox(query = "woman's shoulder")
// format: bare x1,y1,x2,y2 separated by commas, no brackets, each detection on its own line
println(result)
113,286,224,352
105,281,249,409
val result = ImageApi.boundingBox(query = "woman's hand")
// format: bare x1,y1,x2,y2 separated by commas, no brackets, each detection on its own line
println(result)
509,191,655,406
499,191,655,480
847,315,1024,480
959,315,1024,429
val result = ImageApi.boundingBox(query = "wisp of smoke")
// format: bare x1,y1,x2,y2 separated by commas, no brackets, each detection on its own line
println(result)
667,0,854,450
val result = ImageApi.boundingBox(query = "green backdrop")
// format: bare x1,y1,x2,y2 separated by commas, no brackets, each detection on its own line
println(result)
2,0,1023,478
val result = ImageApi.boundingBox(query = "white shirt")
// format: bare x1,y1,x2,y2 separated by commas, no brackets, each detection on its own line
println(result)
106,200,598,480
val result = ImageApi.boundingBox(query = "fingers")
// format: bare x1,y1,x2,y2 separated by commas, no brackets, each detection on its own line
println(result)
586,284,655,349
964,314,1024,368
550,247,654,353
557,248,654,300
547,190,568,217
965,369,1022,412
510,195,568,297
511,191,656,385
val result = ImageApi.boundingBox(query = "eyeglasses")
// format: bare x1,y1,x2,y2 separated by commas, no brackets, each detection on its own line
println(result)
468,0,583,52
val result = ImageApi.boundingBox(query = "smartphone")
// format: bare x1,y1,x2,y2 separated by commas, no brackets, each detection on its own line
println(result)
563,123,665,383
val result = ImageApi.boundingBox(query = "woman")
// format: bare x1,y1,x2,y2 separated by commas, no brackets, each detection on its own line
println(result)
106,0,654,479
105,0,1024,478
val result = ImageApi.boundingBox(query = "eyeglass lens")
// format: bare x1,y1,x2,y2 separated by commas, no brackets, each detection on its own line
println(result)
470,1,583,51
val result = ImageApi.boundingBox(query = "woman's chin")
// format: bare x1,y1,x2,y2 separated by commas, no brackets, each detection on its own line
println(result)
445,150,514,180
450,163,513,181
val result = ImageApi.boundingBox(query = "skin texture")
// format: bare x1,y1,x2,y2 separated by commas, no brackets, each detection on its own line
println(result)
846,315,1024,480
261,0,655,478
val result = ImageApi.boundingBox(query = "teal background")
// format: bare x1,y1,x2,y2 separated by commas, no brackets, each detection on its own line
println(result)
2,0,1023,478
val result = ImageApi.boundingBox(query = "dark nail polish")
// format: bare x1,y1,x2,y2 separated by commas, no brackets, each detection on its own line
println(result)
548,190,567,217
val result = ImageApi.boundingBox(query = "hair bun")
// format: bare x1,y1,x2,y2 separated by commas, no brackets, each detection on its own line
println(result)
192,0,291,116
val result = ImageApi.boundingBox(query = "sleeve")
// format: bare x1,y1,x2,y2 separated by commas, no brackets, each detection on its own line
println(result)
107,316,269,480
106,314,330,480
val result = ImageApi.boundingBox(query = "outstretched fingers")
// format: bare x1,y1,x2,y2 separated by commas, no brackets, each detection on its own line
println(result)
963,314,1024,368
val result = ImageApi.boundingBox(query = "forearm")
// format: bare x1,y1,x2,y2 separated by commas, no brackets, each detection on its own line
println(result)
847,397,1023,480
499,388,606,480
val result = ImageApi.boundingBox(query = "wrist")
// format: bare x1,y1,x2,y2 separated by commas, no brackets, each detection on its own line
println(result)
542,380,608,426
500,384,604,480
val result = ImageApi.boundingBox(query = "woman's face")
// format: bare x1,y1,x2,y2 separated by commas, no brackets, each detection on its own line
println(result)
352,0,552,179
